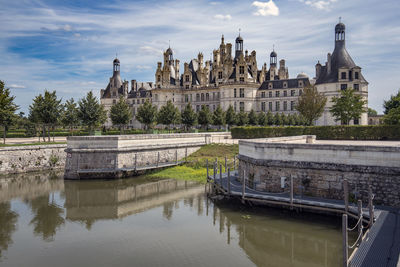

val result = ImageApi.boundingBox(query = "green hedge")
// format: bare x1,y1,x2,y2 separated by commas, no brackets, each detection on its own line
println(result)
231,125,400,140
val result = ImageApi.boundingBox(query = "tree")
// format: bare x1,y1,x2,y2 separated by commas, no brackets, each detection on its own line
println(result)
225,105,237,128
181,103,197,131
383,90,400,115
0,81,19,144
248,109,258,125
110,96,132,133
273,113,282,126
257,112,267,126
197,105,212,129
287,114,295,126
212,105,225,128
77,91,107,133
368,108,378,116
266,111,274,126
280,113,288,126
60,98,79,135
136,99,157,130
296,85,327,125
330,88,367,125
383,106,400,125
157,100,180,129
29,90,62,142
237,111,248,126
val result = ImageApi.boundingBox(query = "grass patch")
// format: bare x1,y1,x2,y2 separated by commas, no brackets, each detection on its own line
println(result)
0,142,66,147
148,144,238,183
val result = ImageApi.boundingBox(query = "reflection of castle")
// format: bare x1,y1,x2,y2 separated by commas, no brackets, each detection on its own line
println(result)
64,179,202,225
101,21,368,127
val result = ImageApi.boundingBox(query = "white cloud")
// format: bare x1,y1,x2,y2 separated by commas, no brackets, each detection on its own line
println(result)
136,65,151,70
74,33,81,37
252,0,279,16
139,46,163,56
9,84,26,89
301,0,338,10
62,24,72,31
214,14,232,21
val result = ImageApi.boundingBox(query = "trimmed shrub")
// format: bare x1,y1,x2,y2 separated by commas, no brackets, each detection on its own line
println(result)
231,125,400,140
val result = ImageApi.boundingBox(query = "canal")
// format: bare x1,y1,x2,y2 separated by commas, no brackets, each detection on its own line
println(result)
0,171,352,267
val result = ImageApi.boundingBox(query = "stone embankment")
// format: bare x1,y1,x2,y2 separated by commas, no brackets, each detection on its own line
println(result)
0,145,66,175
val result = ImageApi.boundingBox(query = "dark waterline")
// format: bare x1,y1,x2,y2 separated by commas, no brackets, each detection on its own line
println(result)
0,171,351,267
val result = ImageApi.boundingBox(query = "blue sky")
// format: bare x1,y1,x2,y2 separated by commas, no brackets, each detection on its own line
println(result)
1,0,399,114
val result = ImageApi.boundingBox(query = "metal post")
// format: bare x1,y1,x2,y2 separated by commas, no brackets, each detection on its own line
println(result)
343,179,349,213
368,186,374,227
135,153,137,170
206,159,209,180
290,175,294,209
233,156,236,170
157,151,160,167
242,169,246,200
342,214,348,267
224,156,227,173
175,149,178,164
219,164,223,188
185,147,188,162
227,168,231,196
357,200,363,245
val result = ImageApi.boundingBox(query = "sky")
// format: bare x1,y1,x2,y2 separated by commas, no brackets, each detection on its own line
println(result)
0,0,399,114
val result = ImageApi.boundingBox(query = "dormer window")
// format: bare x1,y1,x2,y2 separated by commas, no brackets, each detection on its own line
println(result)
283,82,287,88
268,83,273,89
298,81,303,87
185,75,190,82
355,72,359,80
157,75,161,82
218,71,223,79
341,72,347,79
240,77,244,82
239,66,245,74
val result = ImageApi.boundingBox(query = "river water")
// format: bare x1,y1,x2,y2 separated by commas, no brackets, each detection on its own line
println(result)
0,171,349,267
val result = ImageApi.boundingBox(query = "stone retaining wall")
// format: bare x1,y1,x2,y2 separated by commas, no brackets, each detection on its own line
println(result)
0,145,66,175
238,136,400,207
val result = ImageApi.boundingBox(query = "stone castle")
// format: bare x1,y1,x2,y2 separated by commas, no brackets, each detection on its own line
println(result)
100,22,368,127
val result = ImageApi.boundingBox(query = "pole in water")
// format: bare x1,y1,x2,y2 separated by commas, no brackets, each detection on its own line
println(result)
224,156,227,173
135,153,137,170
219,164,223,188
290,175,294,209
242,169,246,201
227,168,231,196
368,185,374,227
175,150,178,164
206,159,209,180
233,156,236,170
357,200,363,245
343,179,349,213
342,214,348,267
157,151,160,167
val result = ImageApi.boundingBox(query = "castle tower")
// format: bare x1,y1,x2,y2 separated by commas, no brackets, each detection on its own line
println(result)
235,32,244,61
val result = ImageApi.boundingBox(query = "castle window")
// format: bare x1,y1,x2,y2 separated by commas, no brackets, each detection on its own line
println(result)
261,102,266,112
185,85,189,89
341,72,347,80
283,82,287,88
283,91,287,97
113,99,116,104
275,101,280,111
354,118,359,125
142,99,144,104
213,105,215,111
354,84,359,91
217,92,220,99
291,90,295,97
240,102,244,111
185,95,189,102
298,81,303,87
268,83,273,89
234,102,237,111
112,92,116,97
283,101,287,111
158,75,161,82
341,84,347,90
137,99,140,104
196,94,200,102
239,88,244,98
185,75,190,82
206,93,209,101
239,77,245,82
239,66,245,74
218,71,223,79
269,91,272,98
268,102,272,111
261,92,265,98
213,92,215,100
196,105,200,112
275,91,280,97
355,72,359,80
201,93,205,101
234,88,237,98
291,101,295,111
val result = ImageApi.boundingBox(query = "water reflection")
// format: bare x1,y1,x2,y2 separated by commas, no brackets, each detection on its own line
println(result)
0,202,18,258
0,172,347,267
27,194,65,242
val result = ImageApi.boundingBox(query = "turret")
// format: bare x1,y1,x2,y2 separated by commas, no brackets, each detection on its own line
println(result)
235,32,243,60
113,58,120,76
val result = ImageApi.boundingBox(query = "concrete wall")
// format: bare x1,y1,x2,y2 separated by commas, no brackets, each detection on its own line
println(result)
238,136,400,206
0,145,66,175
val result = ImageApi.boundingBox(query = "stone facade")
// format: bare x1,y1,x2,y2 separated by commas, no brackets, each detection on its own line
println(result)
101,22,370,128
238,137,400,206
0,145,66,175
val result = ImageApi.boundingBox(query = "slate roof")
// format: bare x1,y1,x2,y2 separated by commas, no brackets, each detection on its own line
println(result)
259,77,310,90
